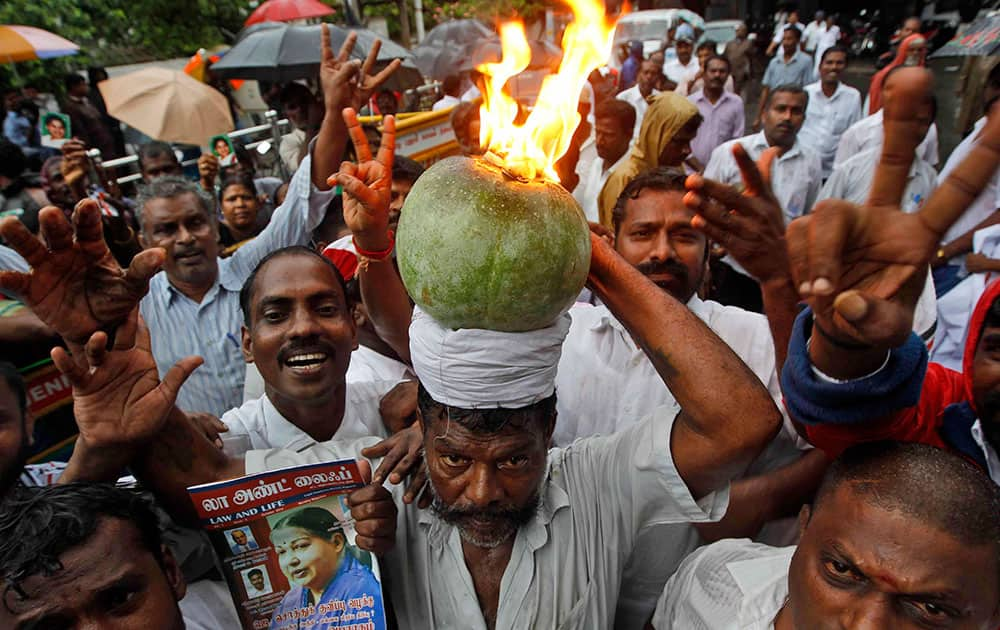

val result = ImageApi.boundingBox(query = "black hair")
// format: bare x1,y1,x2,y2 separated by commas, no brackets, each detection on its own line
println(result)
696,40,717,54
218,172,257,202
392,155,425,185
63,73,86,92
0,484,166,605
611,167,688,235
442,75,461,97
819,45,849,64
764,84,808,110
595,98,637,135
271,506,343,541
814,441,1000,565
137,141,179,171
0,362,26,417
239,245,348,327
783,24,803,41
278,82,316,107
0,139,26,180
135,176,215,233
247,568,263,578
417,382,557,435
704,55,731,72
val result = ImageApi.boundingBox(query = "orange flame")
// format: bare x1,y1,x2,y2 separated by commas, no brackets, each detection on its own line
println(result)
477,0,616,182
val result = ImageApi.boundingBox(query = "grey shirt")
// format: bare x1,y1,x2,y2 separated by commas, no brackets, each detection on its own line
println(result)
762,51,814,89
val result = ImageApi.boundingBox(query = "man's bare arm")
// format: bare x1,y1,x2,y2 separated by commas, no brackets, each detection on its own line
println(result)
587,235,782,499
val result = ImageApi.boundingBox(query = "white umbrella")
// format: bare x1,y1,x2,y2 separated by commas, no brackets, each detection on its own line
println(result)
98,67,233,146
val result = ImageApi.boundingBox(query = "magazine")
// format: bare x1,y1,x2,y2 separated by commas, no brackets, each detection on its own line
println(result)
188,460,387,630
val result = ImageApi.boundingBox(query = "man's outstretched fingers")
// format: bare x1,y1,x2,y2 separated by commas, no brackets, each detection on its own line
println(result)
84,331,109,368
336,171,380,209
686,173,752,215
112,308,140,350
867,68,931,208
0,271,29,297
122,248,165,298
335,29,357,64
376,115,396,170
833,290,915,347
342,107,373,162
802,199,856,296
920,103,1000,236
158,356,204,404
361,38,381,77
370,59,403,89
39,206,74,252
51,346,87,385
0,216,47,267
785,216,812,295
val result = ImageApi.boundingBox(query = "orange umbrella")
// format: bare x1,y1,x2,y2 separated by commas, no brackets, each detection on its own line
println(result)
99,68,233,146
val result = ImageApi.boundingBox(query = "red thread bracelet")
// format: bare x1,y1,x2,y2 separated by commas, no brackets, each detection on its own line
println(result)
353,231,395,260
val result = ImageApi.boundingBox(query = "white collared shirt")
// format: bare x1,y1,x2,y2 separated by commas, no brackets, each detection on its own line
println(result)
555,299,809,629
705,131,822,224
971,419,1000,483
663,55,701,86
651,539,794,629
616,85,659,140
573,148,630,223
938,117,1000,249
821,146,937,214
799,81,863,177
221,381,394,453
802,20,827,51
432,94,460,111
834,109,940,170
246,406,730,630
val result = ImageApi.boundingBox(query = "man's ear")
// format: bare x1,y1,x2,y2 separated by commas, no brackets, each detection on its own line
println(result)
160,544,187,602
797,504,811,538
23,412,36,446
137,230,148,250
352,302,367,331
241,325,253,363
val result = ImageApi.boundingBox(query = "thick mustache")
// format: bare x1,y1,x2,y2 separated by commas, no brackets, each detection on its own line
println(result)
276,338,337,364
636,260,688,281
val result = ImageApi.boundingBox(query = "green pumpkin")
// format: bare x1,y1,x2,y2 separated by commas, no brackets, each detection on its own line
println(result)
396,155,591,332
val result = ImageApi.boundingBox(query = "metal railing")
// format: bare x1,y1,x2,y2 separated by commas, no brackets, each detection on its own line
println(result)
97,111,294,186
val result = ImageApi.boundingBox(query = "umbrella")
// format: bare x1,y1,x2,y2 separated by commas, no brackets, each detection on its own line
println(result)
98,68,233,146
244,0,335,26
211,23,421,90
0,25,78,63
930,14,1000,58
421,19,494,49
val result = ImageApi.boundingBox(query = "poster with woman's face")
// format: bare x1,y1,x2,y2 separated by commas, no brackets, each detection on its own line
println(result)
210,134,235,166
41,113,70,148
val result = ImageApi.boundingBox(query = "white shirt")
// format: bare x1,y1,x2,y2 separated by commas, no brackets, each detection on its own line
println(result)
771,21,804,44
821,146,937,214
651,539,794,629
971,419,1000,483
802,20,827,51
663,55,700,86
834,110,940,170
221,381,393,453
246,406,729,630
555,299,808,629
180,579,243,630
460,85,481,102
572,148,630,223
279,128,307,174
939,117,1000,248
432,94,460,111
616,85,659,140
706,131,822,224
799,81,863,177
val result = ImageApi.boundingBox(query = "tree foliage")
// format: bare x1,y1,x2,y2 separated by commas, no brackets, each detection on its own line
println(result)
0,0,248,92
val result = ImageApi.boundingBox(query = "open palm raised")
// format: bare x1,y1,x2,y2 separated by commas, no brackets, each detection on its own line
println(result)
0,200,163,345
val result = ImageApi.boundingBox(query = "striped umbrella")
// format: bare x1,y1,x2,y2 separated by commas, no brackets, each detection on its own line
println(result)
0,25,79,63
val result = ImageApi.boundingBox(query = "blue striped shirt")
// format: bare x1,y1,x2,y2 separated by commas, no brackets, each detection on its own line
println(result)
140,154,335,416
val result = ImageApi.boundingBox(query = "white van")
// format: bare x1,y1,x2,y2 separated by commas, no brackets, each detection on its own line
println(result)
609,9,683,70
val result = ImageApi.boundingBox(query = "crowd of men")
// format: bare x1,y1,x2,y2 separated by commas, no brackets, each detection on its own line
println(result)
0,12,999,630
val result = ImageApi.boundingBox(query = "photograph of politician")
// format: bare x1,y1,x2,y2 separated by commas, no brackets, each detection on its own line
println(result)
268,504,385,630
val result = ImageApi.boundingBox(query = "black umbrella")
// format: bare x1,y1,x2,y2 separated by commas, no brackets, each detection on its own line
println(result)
421,19,495,49
212,23,422,91
412,19,499,80
930,15,1000,58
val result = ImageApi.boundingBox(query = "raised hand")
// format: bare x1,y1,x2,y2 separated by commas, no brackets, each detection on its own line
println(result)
328,108,396,250
683,145,783,282
0,201,164,345
50,308,203,450
197,152,220,190
320,24,402,115
346,460,397,554
786,67,1000,349
361,424,430,507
